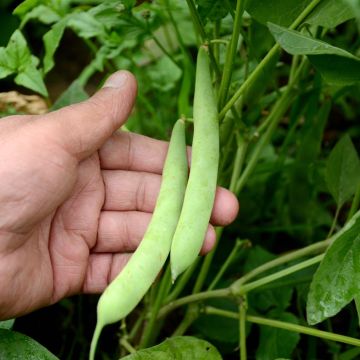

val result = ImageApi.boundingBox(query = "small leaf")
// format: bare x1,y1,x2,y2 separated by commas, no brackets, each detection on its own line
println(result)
325,135,360,207
0,319,15,330
0,48,14,79
307,211,360,325
67,12,106,39
6,30,32,69
0,329,58,359
43,19,67,75
19,5,61,28
122,336,222,360
268,22,360,85
15,58,48,97
13,0,40,17
256,311,300,360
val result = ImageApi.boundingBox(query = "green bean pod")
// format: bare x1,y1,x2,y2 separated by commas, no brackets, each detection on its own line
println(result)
170,47,219,282
89,119,188,360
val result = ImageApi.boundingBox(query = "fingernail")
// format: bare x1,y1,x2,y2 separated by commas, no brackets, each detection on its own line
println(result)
103,71,129,89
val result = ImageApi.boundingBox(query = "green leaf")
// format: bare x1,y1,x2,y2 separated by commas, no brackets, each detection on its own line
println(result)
6,30,32,70
0,319,15,330
0,329,58,359
13,0,41,16
246,0,312,27
305,0,356,28
122,336,222,360
325,135,360,207
15,64,48,97
51,80,89,110
0,48,14,79
268,23,360,86
193,299,239,344
256,311,300,360
88,1,126,29
147,56,182,92
67,12,106,39
196,0,232,22
43,19,67,75
19,5,61,28
307,211,360,325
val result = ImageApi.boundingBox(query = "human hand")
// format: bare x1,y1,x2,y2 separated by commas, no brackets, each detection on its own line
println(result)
0,71,238,320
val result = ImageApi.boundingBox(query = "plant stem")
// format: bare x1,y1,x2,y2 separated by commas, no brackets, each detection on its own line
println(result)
192,227,225,293
140,267,171,348
148,30,181,68
208,239,250,291
229,137,248,192
239,297,247,360
235,238,331,286
233,254,324,295
218,0,245,109
347,185,360,222
328,205,341,238
205,307,360,347
219,0,322,119
165,259,200,303
185,0,220,76
119,338,136,354
235,87,295,194
158,288,231,319
172,304,199,336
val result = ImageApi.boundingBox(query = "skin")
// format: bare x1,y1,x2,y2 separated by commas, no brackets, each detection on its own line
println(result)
0,70,239,321
171,47,219,280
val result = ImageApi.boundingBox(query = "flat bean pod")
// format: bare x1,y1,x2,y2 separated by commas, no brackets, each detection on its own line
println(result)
89,119,188,360
170,47,219,282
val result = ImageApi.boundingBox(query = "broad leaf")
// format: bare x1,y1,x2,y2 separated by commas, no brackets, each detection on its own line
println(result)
325,135,360,207
256,311,300,360
246,0,312,27
0,329,58,359
307,211,360,325
122,336,222,360
246,0,354,28
43,19,67,75
268,23,360,86
305,0,355,28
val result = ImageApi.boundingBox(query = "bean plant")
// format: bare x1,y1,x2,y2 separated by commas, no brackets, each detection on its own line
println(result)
1,0,360,359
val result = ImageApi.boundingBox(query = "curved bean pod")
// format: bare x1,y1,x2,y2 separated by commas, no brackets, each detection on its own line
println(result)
89,119,188,360
170,47,219,282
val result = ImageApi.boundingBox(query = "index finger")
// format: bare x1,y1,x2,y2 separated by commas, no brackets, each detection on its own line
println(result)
99,131,190,174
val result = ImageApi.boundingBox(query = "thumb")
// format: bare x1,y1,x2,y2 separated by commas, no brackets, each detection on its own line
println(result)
44,70,137,160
